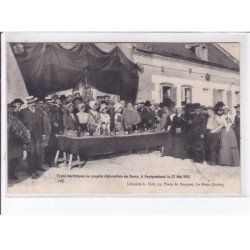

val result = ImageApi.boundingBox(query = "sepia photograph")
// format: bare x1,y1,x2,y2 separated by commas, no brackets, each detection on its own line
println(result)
3,35,241,195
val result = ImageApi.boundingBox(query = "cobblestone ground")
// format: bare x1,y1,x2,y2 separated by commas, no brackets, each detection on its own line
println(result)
7,151,240,195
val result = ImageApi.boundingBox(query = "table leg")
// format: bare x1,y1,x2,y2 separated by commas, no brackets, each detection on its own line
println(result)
63,152,67,163
68,154,73,169
54,150,60,164
145,147,148,154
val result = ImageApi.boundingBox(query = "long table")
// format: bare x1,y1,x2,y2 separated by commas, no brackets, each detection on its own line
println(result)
57,131,168,159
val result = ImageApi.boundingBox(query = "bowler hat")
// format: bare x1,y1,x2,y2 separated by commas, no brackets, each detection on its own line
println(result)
144,100,151,107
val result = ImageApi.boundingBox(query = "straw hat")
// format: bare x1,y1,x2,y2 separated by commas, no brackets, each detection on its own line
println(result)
45,96,53,103
26,96,38,104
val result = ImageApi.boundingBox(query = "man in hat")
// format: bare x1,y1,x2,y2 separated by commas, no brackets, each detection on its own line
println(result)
186,103,207,163
141,100,156,129
103,95,111,105
162,92,172,108
60,95,67,106
50,95,64,133
204,106,224,166
73,91,82,99
47,94,65,167
8,104,31,180
19,96,46,178
45,96,53,105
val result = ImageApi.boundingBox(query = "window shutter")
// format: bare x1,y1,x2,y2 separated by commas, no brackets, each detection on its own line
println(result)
213,89,217,106
172,87,177,105
227,90,232,111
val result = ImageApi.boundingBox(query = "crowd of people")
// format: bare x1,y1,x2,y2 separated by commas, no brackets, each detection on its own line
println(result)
7,86,240,181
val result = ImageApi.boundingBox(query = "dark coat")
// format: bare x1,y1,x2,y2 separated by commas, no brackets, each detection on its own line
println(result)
162,115,188,159
163,97,172,108
50,104,64,134
19,107,45,141
107,107,115,132
8,114,30,160
63,112,79,131
141,108,156,128
234,115,240,151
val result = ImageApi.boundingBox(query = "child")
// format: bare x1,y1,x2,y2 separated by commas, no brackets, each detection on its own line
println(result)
88,100,101,135
99,104,111,135
114,103,124,134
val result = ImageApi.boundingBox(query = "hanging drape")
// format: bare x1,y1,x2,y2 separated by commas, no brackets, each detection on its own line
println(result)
10,43,139,101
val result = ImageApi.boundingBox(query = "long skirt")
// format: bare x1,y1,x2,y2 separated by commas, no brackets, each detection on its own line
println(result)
219,128,240,167
161,132,188,159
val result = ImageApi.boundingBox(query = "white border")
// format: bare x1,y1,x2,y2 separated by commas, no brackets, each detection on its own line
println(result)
1,32,250,214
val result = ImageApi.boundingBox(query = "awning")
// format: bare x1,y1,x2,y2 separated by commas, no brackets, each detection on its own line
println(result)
11,43,139,101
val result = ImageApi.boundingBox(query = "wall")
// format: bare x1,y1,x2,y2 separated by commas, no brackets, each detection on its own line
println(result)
133,51,240,115
6,44,28,103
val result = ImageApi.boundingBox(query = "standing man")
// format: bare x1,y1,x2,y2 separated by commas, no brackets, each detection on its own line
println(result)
50,94,64,134
49,95,64,167
19,96,46,179
204,106,223,166
163,92,172,108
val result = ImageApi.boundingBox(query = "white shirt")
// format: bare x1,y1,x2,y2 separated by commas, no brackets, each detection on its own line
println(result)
77,112,89,124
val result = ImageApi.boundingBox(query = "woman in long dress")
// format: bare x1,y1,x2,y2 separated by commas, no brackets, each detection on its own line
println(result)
161,107,188,159
218,106,240,167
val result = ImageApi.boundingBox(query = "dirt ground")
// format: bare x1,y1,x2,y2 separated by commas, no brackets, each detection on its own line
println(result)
7,151,241,195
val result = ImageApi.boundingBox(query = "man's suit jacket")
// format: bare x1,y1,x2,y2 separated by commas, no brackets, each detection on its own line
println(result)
50,104,64,134
19,107,45,141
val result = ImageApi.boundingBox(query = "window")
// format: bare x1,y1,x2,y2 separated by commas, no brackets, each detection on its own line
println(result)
185,43,208,61
195,45,208,61
181,86,192,103
213,89,224,105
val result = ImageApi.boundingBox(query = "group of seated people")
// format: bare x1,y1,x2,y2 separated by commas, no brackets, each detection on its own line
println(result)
7,87,240,180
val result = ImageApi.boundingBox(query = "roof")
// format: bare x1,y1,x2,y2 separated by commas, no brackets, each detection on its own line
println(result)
134,43,239,72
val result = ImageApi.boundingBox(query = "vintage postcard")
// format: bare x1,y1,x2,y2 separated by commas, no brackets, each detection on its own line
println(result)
1,33,243,196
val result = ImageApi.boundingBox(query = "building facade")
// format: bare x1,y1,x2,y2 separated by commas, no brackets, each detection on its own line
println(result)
94,42,240,115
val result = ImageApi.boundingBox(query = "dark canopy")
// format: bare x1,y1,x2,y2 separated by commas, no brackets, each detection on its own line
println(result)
11,43,139,101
